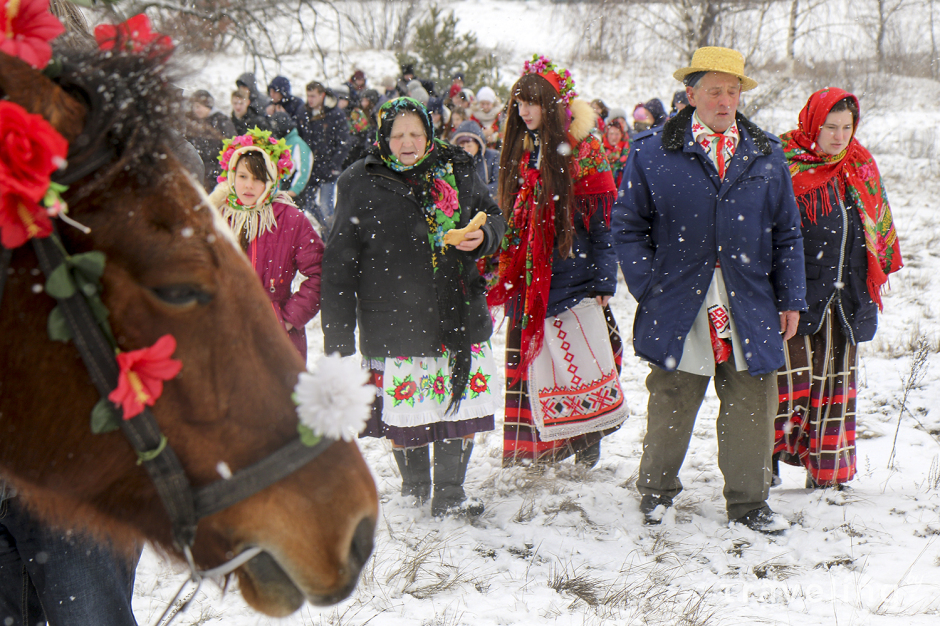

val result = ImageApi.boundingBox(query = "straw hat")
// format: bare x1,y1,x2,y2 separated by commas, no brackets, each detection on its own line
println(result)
673,46,758,91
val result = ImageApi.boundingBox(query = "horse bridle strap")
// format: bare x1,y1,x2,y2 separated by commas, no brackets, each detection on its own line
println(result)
26,234,336,553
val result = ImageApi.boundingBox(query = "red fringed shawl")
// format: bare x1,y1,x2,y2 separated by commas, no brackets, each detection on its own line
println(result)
780,87,902,310
487,133,617,381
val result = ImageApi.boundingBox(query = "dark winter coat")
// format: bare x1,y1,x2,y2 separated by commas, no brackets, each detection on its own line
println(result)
797,179,876,343
231,109,270,135
449,121,499,197
249,202,324,360
298,105,352,184
267,76,305,121
613,107,807,376
187,110,236,191
322,152,507,358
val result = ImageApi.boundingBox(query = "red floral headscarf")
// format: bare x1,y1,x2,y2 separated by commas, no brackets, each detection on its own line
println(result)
780,87,902,310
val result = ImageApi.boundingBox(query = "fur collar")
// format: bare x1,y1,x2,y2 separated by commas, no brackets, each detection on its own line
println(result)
661,106,774,155
523,97,597,152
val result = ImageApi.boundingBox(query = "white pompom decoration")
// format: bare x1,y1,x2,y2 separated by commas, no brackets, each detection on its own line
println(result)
294,354,376,442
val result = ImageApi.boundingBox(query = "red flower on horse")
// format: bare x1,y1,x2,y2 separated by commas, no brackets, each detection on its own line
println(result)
0,101,67,248
0,0,65,69
108,334,183,420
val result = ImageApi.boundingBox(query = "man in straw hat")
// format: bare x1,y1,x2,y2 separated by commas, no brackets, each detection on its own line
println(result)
612,46,806,534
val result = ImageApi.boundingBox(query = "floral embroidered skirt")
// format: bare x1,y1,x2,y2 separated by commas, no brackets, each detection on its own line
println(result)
360,342,499,448
774,308,858,485
503,304,624,466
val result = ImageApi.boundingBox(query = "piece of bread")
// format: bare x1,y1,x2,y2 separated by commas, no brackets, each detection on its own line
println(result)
443,211,487,246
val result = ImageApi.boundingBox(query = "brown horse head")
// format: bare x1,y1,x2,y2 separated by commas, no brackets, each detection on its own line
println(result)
0,51,377,616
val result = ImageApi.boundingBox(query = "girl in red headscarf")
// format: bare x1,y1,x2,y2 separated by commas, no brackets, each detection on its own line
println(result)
774,88,902,489
489,56,628,467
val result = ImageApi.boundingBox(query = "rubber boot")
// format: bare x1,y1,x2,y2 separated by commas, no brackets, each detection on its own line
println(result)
392,445,431,503
432,438,483,518
575,441,601,468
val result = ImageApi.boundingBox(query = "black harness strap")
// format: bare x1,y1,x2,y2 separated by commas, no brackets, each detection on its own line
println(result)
0,245,11,308
194,436,334,520
31,235,199,548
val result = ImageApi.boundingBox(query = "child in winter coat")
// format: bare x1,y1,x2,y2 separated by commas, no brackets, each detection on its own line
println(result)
209,128,324,360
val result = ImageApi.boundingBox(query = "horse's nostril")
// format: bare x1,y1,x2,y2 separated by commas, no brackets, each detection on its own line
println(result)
349,516,375,569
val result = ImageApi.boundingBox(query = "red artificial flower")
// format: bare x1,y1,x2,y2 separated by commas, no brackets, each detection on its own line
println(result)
0,0,65,69
0,192,51,248
94,13,173,57
0,101,67,247
108,334,183,420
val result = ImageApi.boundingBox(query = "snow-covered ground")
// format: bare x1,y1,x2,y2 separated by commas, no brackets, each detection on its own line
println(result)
124,2,940,623
132,153,940,625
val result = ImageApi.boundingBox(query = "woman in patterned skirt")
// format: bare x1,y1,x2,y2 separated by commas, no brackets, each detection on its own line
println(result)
488,56,628,467
774,88,902,489
322,97,506,516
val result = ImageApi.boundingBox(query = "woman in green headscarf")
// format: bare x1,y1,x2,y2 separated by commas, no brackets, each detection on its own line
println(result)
321,97,506,517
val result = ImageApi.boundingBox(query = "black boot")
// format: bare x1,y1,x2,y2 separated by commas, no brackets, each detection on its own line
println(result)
575,442,601,468
392,446,431,503
432,438,483,518
771,453,782,487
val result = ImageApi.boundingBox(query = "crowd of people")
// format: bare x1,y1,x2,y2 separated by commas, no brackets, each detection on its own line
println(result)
181,46,903,533
2,42,904,625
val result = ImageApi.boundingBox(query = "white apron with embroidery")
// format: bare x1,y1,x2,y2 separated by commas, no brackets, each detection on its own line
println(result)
528,299,628,441
381,342,500,427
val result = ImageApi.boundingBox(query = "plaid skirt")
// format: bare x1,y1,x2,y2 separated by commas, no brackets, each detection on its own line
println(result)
503,304,623,466
774,308,857,485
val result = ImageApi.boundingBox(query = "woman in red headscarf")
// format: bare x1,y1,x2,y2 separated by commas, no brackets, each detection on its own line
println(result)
774,88,902,489
488,56,628,467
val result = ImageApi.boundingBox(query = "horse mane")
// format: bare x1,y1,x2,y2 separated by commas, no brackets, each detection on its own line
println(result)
51,46,188,197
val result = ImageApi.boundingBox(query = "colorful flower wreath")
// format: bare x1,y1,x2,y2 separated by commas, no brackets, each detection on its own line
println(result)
217,127,294,187
522,54,577,106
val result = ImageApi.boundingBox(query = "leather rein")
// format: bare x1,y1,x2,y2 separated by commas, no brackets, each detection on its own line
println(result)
0,153,335,583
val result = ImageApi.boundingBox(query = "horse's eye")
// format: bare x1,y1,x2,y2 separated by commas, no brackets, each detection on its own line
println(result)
150,285,213,306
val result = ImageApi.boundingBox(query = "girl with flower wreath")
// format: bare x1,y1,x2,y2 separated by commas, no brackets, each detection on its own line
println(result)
773,88,902,490
489,56,628,467
321,97,507,517
208,128,324,360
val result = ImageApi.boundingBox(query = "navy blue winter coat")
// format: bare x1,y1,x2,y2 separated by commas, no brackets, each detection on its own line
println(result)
796,179,876,343
613,107,806,375
267,76,305,121
546,207,618,317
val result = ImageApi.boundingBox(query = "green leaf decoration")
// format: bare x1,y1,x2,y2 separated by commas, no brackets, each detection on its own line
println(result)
45,264,77,299
70,251,106,282
297,423,323,448
47,306,72,343
91,398,121,434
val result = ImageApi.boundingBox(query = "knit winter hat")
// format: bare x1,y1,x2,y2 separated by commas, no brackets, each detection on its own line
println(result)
476,86,497,103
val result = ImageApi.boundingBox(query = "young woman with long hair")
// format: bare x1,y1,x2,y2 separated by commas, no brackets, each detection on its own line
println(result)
488,56,628,467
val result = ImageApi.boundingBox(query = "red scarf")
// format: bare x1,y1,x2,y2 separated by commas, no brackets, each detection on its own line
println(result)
780,87,902,310
487,134,617,381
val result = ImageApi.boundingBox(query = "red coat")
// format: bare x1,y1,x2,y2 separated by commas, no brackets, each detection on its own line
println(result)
247,202,324,360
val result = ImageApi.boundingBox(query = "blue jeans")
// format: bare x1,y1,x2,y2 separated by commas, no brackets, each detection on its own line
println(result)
0,496,140,626
319,180,336,222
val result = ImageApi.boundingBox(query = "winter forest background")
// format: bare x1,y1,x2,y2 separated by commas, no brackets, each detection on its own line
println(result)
67,0,940,624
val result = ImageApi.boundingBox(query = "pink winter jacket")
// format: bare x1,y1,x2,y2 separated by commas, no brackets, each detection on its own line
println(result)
247,202,324,360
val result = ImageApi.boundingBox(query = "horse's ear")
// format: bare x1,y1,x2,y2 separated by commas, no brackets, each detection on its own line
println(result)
0,52,85,143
